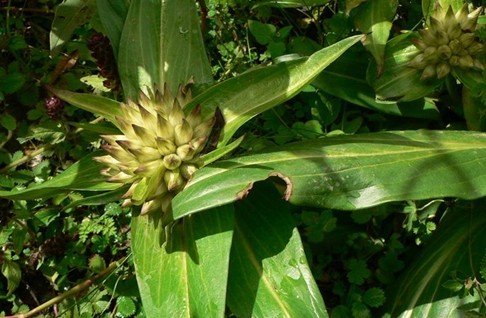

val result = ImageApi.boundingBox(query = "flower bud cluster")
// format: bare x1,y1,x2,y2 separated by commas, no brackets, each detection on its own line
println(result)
408,3,484,80
95,82,215,215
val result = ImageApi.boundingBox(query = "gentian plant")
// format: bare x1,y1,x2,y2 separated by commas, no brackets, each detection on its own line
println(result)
1,0,485,317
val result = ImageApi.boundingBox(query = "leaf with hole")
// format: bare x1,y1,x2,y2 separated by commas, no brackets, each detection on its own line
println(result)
173,130,486,218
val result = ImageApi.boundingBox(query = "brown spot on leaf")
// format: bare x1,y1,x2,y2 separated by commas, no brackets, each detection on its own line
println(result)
235,173,293,201
268,172,293,201
236,182,255,200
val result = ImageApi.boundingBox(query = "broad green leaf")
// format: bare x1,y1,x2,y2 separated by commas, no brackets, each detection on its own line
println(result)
345,0,367,15
131,205,234,317
117,0,213,100
50,0,97,55
0,114,17,131
48,86,122,126
353,0,397,76
1,259,21,295
186,34,364,145
117,296,137,317
173,130,486,218
200,136,245,166
367,33,440,102
248,20,276,45
252,0,330,8
453,68,486,93
227,182,327,317
96,0,130,56
386,199,486,317
462,87,486,132
66,121,121,135
0,72,26,94
312,50,440,120
0,152,120,200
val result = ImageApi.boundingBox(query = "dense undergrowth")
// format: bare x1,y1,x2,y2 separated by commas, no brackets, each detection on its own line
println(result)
1,0,485,317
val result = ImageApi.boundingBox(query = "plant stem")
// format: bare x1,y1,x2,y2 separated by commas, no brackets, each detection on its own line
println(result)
0,145,50,174
3,258,125,318
0,129,14,149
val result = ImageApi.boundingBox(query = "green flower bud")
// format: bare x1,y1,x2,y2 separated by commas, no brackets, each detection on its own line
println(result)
168,102,184,127
459,33,476,48
156,115,174,140
186,104,203,127
408,53,427,69
132,124,154,142
132,178,150,203
164,169,183,191
436,62,451,79
437,45,452,60
180,163,198,180
420,64,436,80
462,7,482,30
176,144,195,161
126,147,160,163
458,55,474,68
448,39,462,52
174,120,193,146
163,154,182,170
107,171,136,183
156,137,176,156
467,42,485,55
449,55,461,66
102,144,135,163
418,29,438,46
434,30,449,46
473,59,484,70
455,4,469,25
423,46,437,59
191,136,208,153
134,159,165,177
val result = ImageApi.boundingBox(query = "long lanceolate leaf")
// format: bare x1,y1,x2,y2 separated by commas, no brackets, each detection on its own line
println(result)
50,0,97,55
117,0,213,100
173,130,486,218
47,86,122,127
0,152,120,201
312,50,440,119
96,0,130,56
227,182,328,317
353,0,397,76
185,34,364,145
131,205,234,318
